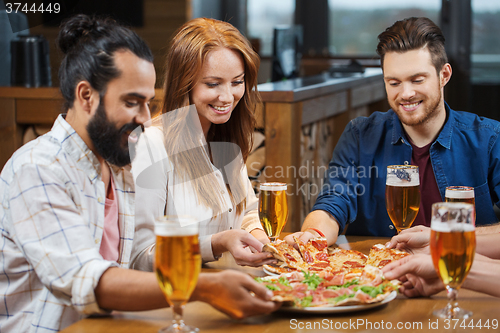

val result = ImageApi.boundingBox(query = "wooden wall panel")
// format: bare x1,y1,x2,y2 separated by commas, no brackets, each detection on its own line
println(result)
264,102,302,232
0,99,24,168
16,100,64,124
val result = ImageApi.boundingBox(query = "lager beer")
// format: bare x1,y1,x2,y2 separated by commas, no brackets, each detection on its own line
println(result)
259,182,288,242
445,186,475,206
430,202,475,319
385,165,420,233
430,226,476,288
154,216,200,332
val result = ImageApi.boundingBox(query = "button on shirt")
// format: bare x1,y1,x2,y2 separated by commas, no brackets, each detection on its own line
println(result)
0,115,137,332
312,103,500,237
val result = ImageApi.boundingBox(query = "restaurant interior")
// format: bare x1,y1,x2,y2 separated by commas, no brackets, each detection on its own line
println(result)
1,1,500,332
2,0,499,230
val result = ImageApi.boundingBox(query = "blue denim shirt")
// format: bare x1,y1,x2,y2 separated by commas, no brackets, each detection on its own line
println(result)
312,103,500,237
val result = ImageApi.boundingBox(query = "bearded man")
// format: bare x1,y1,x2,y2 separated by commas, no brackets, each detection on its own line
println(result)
0,14,278,333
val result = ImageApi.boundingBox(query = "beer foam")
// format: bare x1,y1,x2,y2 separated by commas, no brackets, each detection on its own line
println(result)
445,188,474,199
386,179,419,186
154,216,198,236
386,175,419,186
260,182,287,191
386,166,419,186
430,222,475,233
155,224,198,237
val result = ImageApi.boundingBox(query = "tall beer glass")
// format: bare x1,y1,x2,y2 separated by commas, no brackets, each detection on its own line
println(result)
385,165,420,233
259,182,288,242
430,202,475,319
155,216,201,333
445,186,475,206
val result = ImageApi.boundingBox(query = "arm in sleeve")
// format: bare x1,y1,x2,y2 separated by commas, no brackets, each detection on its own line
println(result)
488,127,500,205
200,234,217,262
8,164,115,315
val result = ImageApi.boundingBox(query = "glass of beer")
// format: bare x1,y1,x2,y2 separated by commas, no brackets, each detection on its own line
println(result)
430,202,476,319
385,165,420,233
154,216,201,333
445,186,475,205
258,182,288,242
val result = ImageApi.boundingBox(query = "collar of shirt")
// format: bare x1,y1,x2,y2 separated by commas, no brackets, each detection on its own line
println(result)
50,114,102,183
390,102,453,150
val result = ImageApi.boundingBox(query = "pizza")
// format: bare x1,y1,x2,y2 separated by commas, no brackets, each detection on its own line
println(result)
365,243,410,268
263,238,410,278
262,239,309,274
294,236,331,272
328,247,367,277
255,265,400,308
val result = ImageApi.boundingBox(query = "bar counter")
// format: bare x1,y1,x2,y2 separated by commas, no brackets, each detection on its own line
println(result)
59,236,500,333
256,69,387,231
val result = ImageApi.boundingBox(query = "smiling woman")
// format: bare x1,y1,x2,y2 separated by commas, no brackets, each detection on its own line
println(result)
190,47,246,138
132,18,276,269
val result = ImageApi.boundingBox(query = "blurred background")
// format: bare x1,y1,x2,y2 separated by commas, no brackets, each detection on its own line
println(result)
1,0,498,118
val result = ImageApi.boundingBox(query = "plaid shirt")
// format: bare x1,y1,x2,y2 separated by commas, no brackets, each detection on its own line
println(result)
0,115,137,332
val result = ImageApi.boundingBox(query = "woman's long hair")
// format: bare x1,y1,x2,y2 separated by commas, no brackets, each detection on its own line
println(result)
161,18,260,217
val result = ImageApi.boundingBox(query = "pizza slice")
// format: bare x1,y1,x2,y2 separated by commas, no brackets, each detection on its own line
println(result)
366,244,410,269
294,236,331,271
262,239,309,273
328,248,367,278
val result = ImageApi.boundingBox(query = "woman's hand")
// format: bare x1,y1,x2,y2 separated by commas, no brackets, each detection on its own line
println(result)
250,228,271,245
211,229,276,266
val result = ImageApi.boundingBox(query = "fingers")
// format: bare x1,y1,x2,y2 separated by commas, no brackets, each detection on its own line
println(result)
283,233,299,246
239,276,282,315
238,232,265,253
250,229,271,244
298,231,316,244
241,275,273,300
400,225,429,234
385,232,412,249
220,272,281,319
382,256,414,280
233,250,275,267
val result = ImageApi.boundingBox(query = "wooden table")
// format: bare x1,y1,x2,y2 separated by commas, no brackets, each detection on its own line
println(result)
60,236,500,333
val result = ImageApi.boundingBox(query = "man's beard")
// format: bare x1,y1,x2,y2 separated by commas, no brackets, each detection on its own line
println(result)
87,101,142,167
392,90,442,127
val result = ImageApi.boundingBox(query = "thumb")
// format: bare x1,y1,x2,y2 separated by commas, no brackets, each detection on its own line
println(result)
299,231,315,243
243,277,274,301
240,233,265,253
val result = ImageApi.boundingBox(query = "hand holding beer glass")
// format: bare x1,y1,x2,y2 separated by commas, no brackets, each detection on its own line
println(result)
155,216,201,333
385,165,420,233
430,202,475,319
258,182,288,242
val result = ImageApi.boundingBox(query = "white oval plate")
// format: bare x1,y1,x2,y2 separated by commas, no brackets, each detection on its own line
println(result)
262,266,280,276
278,291,397,314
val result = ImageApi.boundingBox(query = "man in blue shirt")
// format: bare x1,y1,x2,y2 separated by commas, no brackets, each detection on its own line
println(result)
286,17,500,246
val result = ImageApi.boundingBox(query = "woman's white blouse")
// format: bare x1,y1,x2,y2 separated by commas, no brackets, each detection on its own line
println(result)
131,126,262,266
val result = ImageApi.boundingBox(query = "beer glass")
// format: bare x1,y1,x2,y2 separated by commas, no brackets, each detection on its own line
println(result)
430,202,476,319
258,182,288,242
385,165,420,233
155,216,201,333
445,186,475,206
